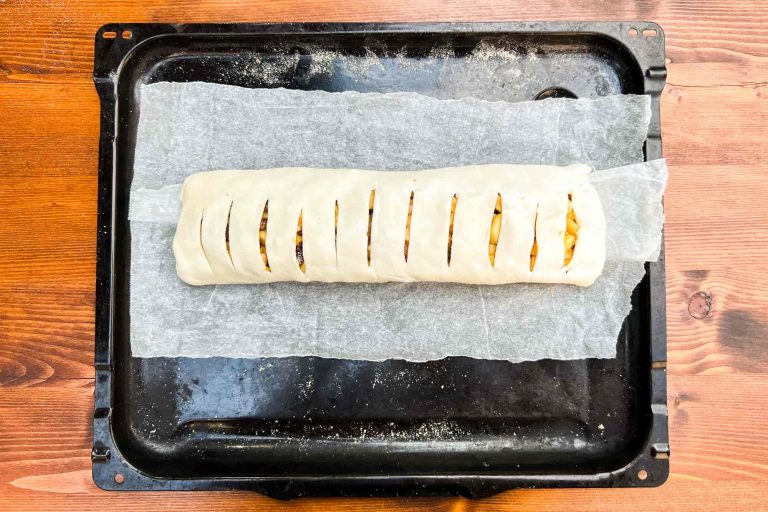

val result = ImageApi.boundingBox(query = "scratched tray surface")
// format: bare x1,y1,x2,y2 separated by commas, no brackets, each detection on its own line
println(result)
93,23,668,497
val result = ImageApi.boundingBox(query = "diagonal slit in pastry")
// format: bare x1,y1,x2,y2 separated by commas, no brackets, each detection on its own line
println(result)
296,210,305,273
334,200,339,264
489,193,502,267
198,212,211,269
404,191,414,262
367,190,375,266
447,194,457,266
530,206,538,272
259,201,270,272
564,194,578,266
225,201,234,268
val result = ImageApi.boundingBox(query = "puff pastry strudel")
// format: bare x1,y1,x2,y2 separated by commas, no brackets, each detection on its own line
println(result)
173,164,606,286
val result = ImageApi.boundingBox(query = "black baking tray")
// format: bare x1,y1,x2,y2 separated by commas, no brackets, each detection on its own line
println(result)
92,22,668,498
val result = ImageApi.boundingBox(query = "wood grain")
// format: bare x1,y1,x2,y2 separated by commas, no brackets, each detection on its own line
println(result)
662,85,768,166
2,482,767,511
0,83,99,176
0,287,94,385
1,0,768,509
0,176,96,289
663,165,768,271
667,269,768,375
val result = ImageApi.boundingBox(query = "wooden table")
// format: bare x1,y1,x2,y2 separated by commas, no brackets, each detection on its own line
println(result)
1,1,766,510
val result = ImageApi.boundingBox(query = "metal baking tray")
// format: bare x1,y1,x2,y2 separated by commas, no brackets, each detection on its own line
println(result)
92,22,668,498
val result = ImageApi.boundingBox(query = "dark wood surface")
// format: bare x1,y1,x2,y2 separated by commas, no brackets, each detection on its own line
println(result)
1,1,767,510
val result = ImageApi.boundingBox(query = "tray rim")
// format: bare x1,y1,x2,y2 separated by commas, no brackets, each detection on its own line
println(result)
91,21,668,498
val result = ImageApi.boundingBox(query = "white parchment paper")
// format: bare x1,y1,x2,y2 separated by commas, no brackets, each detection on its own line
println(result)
128,82,664,362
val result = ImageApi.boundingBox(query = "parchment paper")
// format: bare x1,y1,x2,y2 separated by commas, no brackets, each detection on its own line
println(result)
129,82,663,362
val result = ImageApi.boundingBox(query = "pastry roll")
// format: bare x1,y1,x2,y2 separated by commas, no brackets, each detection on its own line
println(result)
173,164,606,286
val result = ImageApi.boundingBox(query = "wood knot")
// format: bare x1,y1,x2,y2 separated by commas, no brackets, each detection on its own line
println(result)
687,290,712,319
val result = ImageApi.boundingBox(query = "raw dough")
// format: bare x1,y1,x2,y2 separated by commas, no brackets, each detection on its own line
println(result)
173,164,606,286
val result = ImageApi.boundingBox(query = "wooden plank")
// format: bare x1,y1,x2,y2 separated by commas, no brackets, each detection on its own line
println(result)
0,481,766,511
0,84,99,176
668,375,768,480
0,384,93,467
3,167,767,382
1,376,767,507
1,71,766,181
5,267,767,386
0,176,96,288
667,269,768,374
1,1,767,81
0,174,96,384
662,85,768,166
666,61,768,87
1,72,766,183
0,172,768,385
664,165,768,271
0,288,94,385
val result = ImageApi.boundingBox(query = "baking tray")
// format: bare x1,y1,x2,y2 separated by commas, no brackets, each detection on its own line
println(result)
92,22,668,498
